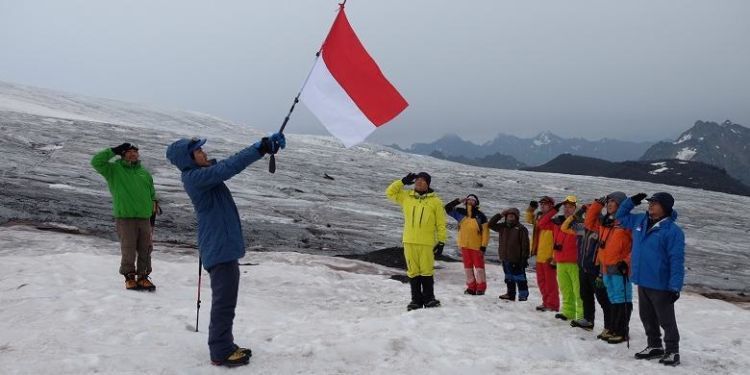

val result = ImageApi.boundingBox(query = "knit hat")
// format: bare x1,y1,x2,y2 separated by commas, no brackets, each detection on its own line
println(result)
466,194,480,207
646,192,675,215
539,196,555,205
607,191,627,206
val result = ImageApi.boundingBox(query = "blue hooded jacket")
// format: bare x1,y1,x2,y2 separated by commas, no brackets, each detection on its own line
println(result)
166,138,263,270
615,197,685,292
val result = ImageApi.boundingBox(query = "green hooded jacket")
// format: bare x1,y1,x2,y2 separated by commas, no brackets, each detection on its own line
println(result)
91,148,156,219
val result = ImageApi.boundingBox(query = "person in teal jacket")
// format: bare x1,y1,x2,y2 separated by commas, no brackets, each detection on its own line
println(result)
91,143,157,290
616,192,685,367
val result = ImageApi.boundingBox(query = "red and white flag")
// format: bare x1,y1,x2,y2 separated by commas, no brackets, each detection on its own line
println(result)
301,6,408,147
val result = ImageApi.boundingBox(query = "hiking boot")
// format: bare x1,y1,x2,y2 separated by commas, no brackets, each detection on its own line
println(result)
124,273,138,290
535,304,548,311
423,299,441,308
607,334,628,344
475,290,485,296
597,329,613,341
634,346,665,360
407,301,423,311
659,352,680,366
518,296,528,301
233,344,252,358
554,313,569,321
212,348,250,367
137,275,156,291
571,319,594,331
499,293,515,301
464,288,476,295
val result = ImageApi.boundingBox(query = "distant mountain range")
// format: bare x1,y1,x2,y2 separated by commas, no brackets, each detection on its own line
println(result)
524,154,750,196
392,132,655,167
641,120,750,186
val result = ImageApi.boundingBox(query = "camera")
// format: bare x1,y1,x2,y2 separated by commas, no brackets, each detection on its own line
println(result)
553,244,563,251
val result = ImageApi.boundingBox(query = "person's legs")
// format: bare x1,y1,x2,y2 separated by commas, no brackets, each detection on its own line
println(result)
208,260,240,362
474,251,487,293
501,261,516,298
594,277,613,332
579,271,596,323
116,219,137,276
650,289,680,353
135,219,153,276
557,263,574,318
638,286,664,349
536,262,547,308
461,248,477,292
568,264,583,320
546,264,559,311
404,244,424,308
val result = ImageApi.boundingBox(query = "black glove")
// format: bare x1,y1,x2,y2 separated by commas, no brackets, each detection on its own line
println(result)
671,291,680,303
256,132,286,156
433,242,444,256
574,205,587,219
402,173,417,185
553,202,563,211
480,246,486,254
552,215,565,225
111,143,132,156
631,193,648,206
596,196,608,205
616,261,629,275
529,200,539,210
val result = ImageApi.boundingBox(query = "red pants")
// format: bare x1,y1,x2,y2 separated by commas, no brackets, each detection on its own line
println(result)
536,262,559,310
462,248,486,292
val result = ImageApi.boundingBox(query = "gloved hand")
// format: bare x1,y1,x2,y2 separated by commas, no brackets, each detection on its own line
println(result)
671,291,680,303
631,193,648,206
595,277,604,289
529,200,539,210
433,242,444,256
574,205,588,219
402,173,417,185
553,202,563,211
595,196,608,205
256,132,286,155
616,261,629,275
480,246,486,254
111,143,132,156
552,215,565,225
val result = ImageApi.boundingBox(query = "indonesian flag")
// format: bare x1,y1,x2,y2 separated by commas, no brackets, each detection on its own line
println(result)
301,6,408,147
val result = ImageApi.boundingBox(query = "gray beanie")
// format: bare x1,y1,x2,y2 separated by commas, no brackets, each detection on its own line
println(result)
607,191,627,206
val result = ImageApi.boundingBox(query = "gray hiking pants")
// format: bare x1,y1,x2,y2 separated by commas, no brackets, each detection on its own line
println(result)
638,286,680,353
115,218,152,276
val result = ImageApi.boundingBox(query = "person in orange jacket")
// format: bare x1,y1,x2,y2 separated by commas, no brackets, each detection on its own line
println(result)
526,196,560,312
445,194,490,295
552,195,584,322
585,192,633,344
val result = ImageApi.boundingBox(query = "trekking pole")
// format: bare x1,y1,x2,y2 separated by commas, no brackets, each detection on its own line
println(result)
269,50,322,174
195,258,202,332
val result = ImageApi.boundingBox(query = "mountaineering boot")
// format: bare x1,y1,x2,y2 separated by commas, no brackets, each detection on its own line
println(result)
554,313,569,321
421,276,441,308
233,344,252,358
571,319,594,331
634,346,665,360
464,288,477,295
136,275,156,291
125,273,138,290
597,329,613,341
407,277,423,311
499,293,515,301
659,352,680,366
535,304,548,312
211,347,250,367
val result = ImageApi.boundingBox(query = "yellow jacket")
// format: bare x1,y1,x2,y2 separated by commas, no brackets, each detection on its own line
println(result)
446,204,489,250
525,208,556,263
386,179,448,246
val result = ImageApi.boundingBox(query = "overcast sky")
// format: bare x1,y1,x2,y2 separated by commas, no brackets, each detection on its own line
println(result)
1,0,748,146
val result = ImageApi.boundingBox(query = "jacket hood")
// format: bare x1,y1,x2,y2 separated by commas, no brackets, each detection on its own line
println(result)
166,138,197,171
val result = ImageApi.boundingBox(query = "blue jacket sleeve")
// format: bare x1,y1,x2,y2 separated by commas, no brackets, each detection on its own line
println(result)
667,226,686,292
615,198,640,230
184,146,263,190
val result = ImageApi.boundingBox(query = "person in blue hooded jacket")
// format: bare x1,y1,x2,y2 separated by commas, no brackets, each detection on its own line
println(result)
166,133,285,367
616,192,684,367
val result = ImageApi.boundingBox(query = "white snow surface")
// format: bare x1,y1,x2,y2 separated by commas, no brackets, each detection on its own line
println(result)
675,133,692,144
1,226,749,375
675,147,697,161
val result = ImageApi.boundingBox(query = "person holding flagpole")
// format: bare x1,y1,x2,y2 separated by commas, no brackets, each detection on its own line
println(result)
386,172,447,311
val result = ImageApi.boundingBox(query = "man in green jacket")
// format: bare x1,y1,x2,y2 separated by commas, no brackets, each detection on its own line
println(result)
91,142,158,290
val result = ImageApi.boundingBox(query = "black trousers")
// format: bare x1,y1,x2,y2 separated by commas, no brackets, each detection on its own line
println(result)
638,286,680,353
579,270,612,329
208,260,240,361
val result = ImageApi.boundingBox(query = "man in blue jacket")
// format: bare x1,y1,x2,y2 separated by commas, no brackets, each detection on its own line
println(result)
616,192,685,367
166,133,285,367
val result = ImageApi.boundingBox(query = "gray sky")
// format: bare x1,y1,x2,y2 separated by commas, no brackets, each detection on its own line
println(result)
1,0,749,146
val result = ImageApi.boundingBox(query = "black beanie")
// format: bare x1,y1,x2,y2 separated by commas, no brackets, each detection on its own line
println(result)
415,172,431,186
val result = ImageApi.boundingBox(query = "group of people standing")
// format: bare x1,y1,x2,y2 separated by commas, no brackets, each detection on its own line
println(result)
386,172,686,367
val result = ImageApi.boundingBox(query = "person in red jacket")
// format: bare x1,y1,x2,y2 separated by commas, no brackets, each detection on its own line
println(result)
526,196,560,312
553,195,583,321
445,194,490,295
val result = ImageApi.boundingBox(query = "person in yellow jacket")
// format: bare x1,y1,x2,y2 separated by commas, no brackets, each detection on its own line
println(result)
445,194,490,295
386,172,448,311
526,196,560,312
